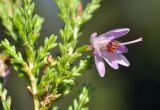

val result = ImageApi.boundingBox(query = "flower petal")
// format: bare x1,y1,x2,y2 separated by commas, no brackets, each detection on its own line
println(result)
101,51,119,69
91,34,104,56
116,45,128,53
90,33,97,45
117,54,130,67
94,51,105,77
101,51,130,69
99,28,130,40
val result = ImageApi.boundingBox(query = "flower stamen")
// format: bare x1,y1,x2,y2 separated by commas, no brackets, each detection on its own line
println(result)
106,40,120,53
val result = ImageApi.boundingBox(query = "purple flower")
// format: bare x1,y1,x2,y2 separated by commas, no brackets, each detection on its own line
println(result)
90,28,143,77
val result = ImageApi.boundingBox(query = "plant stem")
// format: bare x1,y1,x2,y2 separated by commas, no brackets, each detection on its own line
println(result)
30,75,40,110
33,96,40,110
27,67,40,110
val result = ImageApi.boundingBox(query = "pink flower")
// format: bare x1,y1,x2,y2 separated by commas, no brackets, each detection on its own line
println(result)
90,28,142,77
0,54,10,81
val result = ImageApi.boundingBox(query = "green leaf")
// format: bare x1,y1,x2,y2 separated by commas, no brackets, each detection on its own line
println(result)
0,83,11,110
68,86,90,110
76,45,91,53
51,106,59,110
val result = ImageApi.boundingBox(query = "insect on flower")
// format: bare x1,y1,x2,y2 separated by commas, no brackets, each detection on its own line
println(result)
90,28,143,77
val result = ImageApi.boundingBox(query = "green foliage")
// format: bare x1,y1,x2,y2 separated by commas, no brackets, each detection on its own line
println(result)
10,0,44,65
33,35,57,75
51,106,59,110
11,0,44,45
0,0,20,41
81,0,101,24
1,39,27,76
54,0,101,96
0,0,101,110
0,0,57,109
0,83,11,110
68,86,90,110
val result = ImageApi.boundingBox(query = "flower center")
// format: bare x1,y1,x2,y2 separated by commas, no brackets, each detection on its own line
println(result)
106,40,120,53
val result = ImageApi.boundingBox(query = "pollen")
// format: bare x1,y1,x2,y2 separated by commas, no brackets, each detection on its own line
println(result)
107,40,120,53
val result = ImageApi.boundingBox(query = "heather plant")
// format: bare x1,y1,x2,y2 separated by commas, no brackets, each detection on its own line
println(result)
0,0,101,110
0,0,142,110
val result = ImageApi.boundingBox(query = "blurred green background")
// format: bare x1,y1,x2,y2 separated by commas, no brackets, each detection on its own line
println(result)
1,0,160,110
